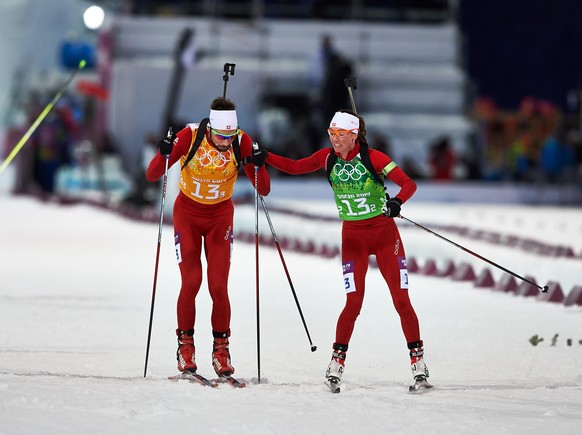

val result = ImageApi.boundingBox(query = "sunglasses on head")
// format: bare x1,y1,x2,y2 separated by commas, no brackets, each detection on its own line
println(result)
210,127,239,140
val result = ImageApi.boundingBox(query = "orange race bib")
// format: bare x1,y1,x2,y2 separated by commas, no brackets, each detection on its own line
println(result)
179,131,239,204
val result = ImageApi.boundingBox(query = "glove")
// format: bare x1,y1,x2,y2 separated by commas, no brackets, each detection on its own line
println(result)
158,129,175,156
384,197,402,218
250,142,268,167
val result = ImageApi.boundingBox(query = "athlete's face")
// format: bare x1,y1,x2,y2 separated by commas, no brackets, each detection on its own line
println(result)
209,127,238,152
328,128,357,158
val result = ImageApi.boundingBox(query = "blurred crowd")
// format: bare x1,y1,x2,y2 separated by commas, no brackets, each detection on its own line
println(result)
9,90,582,198
7,91,81,195
467,96,581,184
6,53,582,199
5,85,119,198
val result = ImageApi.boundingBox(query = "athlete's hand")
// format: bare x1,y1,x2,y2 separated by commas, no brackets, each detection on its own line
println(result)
158,128,175,156
251,142,268,167
384,197,402,218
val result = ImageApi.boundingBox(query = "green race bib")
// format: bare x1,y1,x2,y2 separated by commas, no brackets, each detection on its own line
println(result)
330,155,386,221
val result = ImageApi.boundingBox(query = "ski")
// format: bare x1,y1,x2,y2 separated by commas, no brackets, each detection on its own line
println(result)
168,371,219,388
325,376,341,393
214,376,246,388
408,376,433,393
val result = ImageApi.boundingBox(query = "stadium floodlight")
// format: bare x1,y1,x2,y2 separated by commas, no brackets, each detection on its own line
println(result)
83,5,105,30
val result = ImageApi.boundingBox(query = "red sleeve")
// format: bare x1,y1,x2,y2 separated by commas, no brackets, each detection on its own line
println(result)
369,149,417,203
239,133,271,196
145,127,193,182
265,148,330,174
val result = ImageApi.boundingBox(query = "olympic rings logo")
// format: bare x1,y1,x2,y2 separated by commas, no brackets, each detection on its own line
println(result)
196,148,232,168
333,162,367,181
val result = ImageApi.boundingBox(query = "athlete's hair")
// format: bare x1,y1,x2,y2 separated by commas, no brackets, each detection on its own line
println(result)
210,96,236,111
337,109,368,147
338,109,368,145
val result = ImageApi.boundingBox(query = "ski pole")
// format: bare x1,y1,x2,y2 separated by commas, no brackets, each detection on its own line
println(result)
222,63,236,98
143,127,173,378
344,77,358,113
0,60,87,175
253,142,261,383
259,195,317,352
399,215,549,293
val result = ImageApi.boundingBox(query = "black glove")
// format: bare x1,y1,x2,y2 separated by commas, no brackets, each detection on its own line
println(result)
250,142,268,167
384,197,402,218
158,130,175,156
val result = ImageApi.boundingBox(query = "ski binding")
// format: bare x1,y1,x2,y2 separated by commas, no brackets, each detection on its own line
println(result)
325,376,341,393
408,376,433,393
214,375,246,388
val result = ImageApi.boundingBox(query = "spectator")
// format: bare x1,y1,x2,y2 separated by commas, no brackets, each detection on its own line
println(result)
539,126,576,183
369,133,391,155
508,120,536,181
427,136,456,180
321,48,353,130
31,96,77,194
308,35,354,150
401,156,425,180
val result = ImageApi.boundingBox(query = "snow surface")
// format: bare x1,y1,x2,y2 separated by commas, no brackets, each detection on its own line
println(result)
1,193,581,435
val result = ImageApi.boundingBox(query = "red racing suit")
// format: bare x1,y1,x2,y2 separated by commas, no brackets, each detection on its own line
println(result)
147,124,270,334
266,143,421,346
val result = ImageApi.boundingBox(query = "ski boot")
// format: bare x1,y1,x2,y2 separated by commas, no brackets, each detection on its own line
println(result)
212,330,235,377
176,328,197,373
325,343,347,393
408,340,432,392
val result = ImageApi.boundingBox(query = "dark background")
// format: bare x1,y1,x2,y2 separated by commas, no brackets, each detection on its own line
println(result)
458,0,582,111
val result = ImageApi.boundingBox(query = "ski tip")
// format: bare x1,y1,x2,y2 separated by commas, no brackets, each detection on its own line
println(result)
216,376,246,388
168,374,182,381
168,371,218,387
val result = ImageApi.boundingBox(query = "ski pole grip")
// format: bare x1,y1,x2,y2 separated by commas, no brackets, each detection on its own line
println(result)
344,77,357,90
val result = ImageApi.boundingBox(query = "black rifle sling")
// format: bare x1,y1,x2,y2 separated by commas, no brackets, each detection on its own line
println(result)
325,151,337,187
181,118,209,170
325,143,384,186
181,117,242,170
232,136,242,168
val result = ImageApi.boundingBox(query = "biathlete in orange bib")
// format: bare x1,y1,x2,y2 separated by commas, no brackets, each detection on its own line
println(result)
146,96,270,377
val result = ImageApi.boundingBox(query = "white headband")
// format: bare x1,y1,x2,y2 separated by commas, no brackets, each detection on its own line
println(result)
209,109,238,130
329,112,359,131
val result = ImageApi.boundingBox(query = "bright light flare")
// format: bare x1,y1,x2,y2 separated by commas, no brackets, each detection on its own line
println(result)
83,5,105,30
